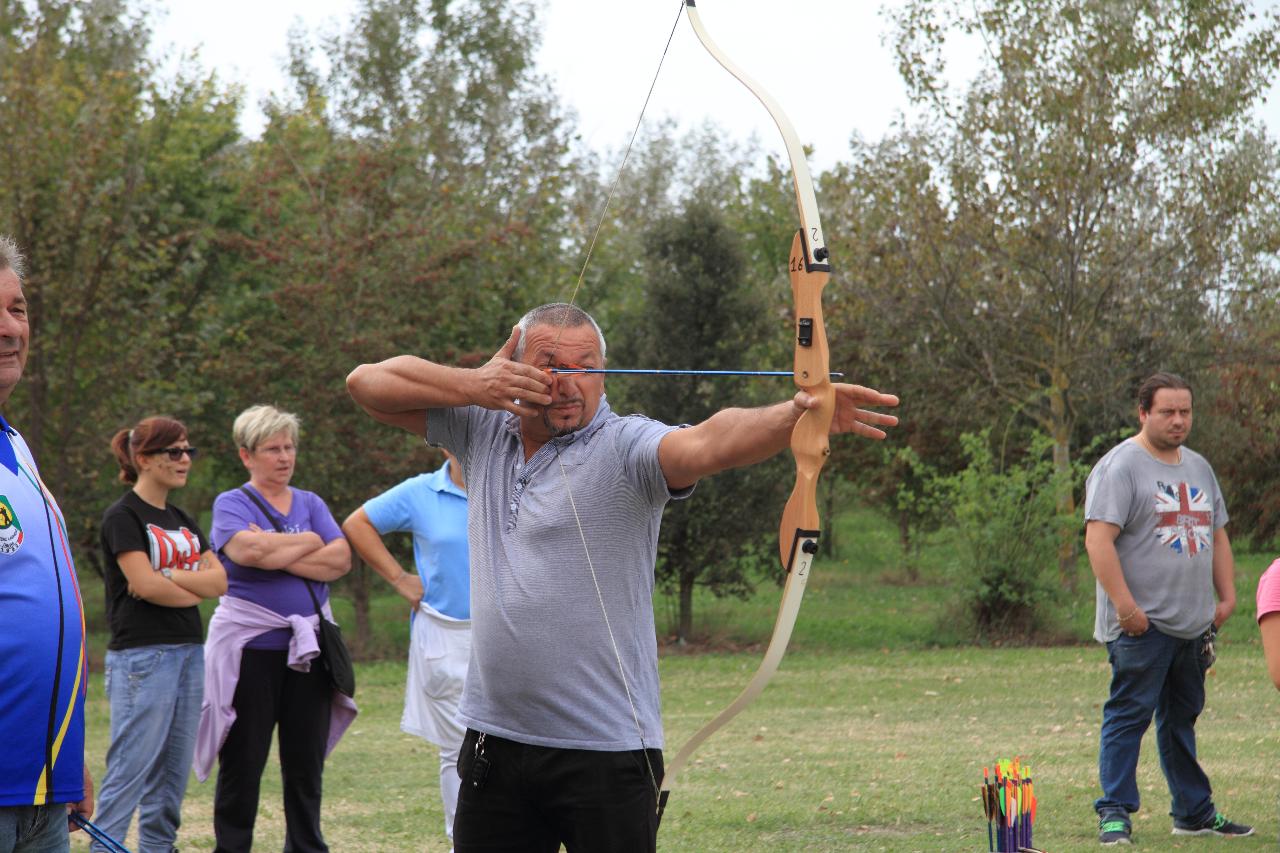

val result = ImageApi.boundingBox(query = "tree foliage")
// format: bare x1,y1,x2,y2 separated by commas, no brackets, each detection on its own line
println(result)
1204,294,1280,548
5,0,1280,652
0,0,242,568
839,0,1280,583
933,431,1079,640
613,198,786,643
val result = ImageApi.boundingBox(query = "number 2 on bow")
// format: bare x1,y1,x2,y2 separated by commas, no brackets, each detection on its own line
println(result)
656,0,837,826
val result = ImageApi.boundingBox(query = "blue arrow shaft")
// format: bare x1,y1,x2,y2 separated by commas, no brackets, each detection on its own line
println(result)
548,369,844,378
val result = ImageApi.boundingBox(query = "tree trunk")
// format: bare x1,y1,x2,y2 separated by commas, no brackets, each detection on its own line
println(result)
1049,379,1078,590
349,554,372,657
898,508,920,583
677,566,694,645
821,478,838,557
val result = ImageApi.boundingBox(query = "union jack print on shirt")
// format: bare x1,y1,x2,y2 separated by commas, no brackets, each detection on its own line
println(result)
1152,481,1212,557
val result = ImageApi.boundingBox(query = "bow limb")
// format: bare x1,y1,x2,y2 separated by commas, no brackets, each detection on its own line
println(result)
683,0,830,272
658,3,835,824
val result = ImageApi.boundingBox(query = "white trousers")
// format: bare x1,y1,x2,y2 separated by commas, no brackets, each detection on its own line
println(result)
402,602,471,842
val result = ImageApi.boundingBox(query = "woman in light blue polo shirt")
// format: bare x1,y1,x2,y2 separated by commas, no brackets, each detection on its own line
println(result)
343,450,469,847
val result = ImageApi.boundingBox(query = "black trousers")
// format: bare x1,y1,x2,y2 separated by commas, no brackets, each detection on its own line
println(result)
454,729,663,853
213,648,332,853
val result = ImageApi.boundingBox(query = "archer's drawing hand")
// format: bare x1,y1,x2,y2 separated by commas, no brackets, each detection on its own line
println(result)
474,326,552,417
794,383,900,440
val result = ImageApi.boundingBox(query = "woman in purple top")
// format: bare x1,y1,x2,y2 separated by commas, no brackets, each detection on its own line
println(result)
205,405,351,853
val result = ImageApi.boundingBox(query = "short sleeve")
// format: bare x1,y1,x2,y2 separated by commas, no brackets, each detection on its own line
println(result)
1209,467,1230,530
427,407,470,458
210,490,256,552
101,506,147,558
363,478,421,535
429,405,505,485
610,415,690,507
1258,559,1280,622
1084,453,1133,527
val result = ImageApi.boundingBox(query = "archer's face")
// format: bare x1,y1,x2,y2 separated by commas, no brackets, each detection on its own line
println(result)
519,322,604,440
1139,388,1193,451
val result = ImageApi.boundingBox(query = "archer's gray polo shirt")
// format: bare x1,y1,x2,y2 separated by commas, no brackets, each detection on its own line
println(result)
1086,439,1228,642
428,398,690,751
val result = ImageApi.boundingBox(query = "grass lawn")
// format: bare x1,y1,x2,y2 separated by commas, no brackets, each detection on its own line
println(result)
71,509,1280,851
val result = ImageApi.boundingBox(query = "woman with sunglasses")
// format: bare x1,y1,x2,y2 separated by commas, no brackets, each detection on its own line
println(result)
93,416,226,853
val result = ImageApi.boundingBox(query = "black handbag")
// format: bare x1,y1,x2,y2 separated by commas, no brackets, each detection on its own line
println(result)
302,581,357,698
237,487,356,697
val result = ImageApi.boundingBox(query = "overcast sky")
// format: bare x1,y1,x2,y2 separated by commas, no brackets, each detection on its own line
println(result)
151,0,1280,175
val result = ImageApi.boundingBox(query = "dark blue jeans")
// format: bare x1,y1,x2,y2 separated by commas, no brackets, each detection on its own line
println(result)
1095,627,1215,826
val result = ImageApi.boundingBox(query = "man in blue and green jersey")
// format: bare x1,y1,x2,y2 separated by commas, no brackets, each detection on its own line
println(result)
0,235,94,853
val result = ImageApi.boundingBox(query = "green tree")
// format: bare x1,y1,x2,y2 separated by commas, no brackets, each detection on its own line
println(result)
866,0,1280,585
1204,293,1280,549
198,0,585,650
936,431,1077,640
0,0,242,566
559,122,780,352
613,199,786,643
821,130,991,567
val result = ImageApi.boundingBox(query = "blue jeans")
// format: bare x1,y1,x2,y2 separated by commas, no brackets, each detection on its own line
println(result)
93,644,204,853
0,805,68,853
1095,628,1214,826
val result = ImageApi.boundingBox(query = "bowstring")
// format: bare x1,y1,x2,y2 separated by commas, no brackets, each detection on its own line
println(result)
549,0,688,807
556,443,658,793
560,0,686,311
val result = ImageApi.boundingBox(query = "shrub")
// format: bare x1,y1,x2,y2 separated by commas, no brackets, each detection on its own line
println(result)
937,431,1078,640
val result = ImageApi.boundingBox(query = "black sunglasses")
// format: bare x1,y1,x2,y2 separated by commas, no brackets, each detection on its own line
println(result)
146,446,199,462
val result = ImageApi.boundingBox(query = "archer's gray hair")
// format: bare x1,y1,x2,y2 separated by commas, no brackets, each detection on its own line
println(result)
0,235,27,284
513,303,606,360
233,404,301,452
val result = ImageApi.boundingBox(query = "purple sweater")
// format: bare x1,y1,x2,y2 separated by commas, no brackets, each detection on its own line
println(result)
194,594,357,781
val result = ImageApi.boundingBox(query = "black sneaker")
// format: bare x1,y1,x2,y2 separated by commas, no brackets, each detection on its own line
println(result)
1171,812,1254,837
1099,818,1132,845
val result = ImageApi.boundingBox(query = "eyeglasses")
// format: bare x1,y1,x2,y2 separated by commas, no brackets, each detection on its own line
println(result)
146,446,199,462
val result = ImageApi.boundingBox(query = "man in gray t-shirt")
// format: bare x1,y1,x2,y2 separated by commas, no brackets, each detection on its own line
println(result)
347,303,898,852
1084,372,1250,845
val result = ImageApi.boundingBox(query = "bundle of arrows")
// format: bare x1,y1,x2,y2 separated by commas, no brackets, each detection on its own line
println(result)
980,758,1045,852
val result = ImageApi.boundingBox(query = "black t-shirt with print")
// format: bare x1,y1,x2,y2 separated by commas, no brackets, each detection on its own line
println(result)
100,491,208,650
